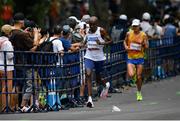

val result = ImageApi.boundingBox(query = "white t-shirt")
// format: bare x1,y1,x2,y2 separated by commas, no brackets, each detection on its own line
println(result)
0,36,14,71
50,37,64,65
154,24,163,38
140,21,155,37
84,27,106,61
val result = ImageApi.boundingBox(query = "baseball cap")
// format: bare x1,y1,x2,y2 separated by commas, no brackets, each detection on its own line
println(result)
119,14,127,20
142,12,151,20
13,12,25,21
62,25,71,35
1,24,13,35
68,16,80,23
81,14,90,22
163,14,170,20
132,19,140,26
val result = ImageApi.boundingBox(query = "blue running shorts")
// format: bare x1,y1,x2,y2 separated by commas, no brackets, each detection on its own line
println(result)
127,58,144,65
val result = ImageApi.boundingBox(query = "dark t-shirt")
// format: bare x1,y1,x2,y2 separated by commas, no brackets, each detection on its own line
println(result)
10,29,34,51
10,29,34,65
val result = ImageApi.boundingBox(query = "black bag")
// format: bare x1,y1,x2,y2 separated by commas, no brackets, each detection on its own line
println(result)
72,32,83,43
36,37,59,65
37,37,58,52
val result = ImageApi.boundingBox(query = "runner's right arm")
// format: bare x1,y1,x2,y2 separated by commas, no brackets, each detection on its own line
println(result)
124,32,130,51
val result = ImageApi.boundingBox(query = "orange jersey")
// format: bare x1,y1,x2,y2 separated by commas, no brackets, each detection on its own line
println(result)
127,30,147,59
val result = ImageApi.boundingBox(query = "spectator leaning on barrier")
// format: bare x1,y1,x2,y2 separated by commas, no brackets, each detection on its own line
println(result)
60,25,80,52
72,17,91,105
124,19,148,101
82,16,112,108
163,15,177,37
81,14,90,34
152,15,163,39
140,12,155,39
9,12,41,112
51,25,64,63
162,15,177,77
110,14,128,42
0,24,14,110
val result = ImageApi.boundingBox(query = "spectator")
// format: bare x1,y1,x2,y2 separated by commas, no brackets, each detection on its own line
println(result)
81,14,90,24
60,25,80,52
163,16,177,37
73,17,91,104
51,25,64,64
80,14,90,36
110,14,128,42
44,25,64,109
152,15,163,39
140,12,155,38
9,12,41,112
0,24,14,110
162,15,177,77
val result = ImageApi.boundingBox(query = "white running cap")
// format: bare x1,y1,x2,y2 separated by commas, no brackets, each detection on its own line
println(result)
132,19,140,26
163,14,170,20
119,14,127,20
142,12,151,20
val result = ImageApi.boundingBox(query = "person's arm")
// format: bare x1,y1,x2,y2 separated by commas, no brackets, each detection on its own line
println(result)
124,32,130,51
79,35,87,48
96,28,112,45
55,40,64,56
143,34,149,49
30,28,41,51
2,41,14,60
69,44,80,52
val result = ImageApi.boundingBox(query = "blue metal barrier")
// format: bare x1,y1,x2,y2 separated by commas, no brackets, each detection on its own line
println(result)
0,36,180,113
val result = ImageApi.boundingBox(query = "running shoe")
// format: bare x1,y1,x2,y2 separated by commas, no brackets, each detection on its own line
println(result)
100,82,110,98
86,101,94,108
136,91,143,101
20,106,30,112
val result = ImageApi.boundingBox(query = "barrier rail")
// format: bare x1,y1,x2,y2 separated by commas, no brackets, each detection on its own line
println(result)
0,36,180,113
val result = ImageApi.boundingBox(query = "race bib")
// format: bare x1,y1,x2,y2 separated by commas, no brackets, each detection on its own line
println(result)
130,43,141,51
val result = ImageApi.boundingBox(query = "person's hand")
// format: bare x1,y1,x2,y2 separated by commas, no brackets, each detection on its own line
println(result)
125,45,131,51
75,46,80,51
33,28,41,46
24,27,32,33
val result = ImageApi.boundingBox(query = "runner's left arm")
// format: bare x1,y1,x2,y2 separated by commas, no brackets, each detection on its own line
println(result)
143,34,149,49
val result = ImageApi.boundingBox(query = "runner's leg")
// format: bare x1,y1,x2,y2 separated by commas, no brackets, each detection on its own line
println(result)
136,64,143,92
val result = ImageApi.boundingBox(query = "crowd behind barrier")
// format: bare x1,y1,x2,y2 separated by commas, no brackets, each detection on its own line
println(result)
0,36,180,113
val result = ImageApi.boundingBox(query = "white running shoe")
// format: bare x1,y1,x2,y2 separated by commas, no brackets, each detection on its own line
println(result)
86,101,94,108
21,106,30,112
100,82,110,99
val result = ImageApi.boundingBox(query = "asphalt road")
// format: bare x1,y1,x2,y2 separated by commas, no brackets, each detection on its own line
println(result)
1,75,180,120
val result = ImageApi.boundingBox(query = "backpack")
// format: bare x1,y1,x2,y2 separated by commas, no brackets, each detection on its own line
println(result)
110,25,127,42
111,26,123,42
36,37,59,65
37,37,58,52
72,32,84,43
